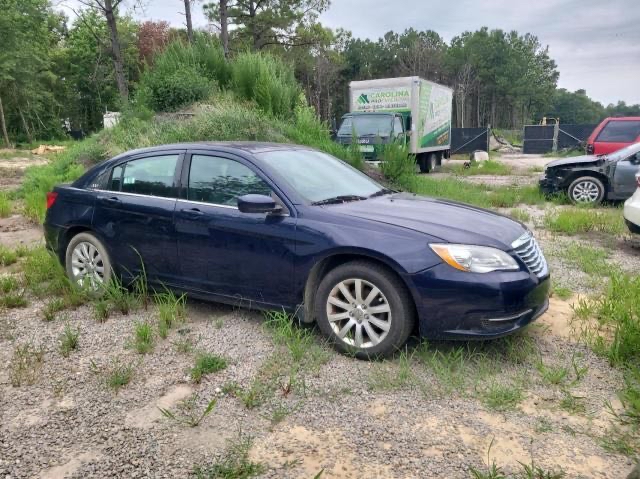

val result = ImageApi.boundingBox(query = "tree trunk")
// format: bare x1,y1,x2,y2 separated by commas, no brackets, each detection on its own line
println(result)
184,0,194,43
249,2,259,50
0,94,10,147
219,0,229,57
18,109,33,144
104,0,129,101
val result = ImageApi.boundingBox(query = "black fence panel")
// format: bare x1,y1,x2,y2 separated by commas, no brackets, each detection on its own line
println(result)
451,128,489,154
558,124,597,150
523,124,597,153
522,126,555,153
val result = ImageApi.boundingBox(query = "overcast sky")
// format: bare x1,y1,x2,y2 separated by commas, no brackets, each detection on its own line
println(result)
58,0,640,106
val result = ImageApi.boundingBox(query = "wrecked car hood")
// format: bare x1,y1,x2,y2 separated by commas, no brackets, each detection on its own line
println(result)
545,155,603,169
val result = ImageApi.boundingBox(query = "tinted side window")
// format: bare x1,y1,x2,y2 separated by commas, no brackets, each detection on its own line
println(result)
109,164,124,191
109,155,179,197
188,155,271,206
394,116,403,134
596,121,640,142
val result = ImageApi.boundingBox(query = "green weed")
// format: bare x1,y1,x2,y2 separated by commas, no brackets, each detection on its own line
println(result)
0,275,19,296
551,284,572,300
132,321,154,354
91,358,135,392
0,291,27,308
191,352,227,383
544,207,625,236
159,394,216,427
94,300,110,322
536,360,568,386
193,435,265,479
59,323,80,357
481,381,524,411
0,246,18,266
10,342,44,386
154,289,186,339
43,298,66,321
510,208,531,223
0,193,12,217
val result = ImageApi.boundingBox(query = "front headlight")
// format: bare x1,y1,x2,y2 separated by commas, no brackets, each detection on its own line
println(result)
430,244,520,273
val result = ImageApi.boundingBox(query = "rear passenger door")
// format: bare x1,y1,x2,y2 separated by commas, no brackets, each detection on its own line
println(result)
92,151,184,282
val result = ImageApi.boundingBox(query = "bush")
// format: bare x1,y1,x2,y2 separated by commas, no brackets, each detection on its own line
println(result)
231,52,300,117
137,36,229,112
380,143,416,188
140,65,214,112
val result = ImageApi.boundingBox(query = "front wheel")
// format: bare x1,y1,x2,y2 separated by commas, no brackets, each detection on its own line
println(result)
314,261,415,359
65,232,112,292
568,176,605,204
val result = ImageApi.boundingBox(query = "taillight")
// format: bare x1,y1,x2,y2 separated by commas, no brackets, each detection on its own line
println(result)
46,192,58,209
636,176,640,188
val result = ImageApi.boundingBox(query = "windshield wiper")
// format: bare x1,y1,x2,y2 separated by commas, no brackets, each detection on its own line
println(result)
369,188,395,198
312,195,367,206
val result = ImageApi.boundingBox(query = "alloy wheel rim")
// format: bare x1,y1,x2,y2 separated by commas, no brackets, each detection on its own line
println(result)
572,181,600,202
71,241,105,290
326,278,392,349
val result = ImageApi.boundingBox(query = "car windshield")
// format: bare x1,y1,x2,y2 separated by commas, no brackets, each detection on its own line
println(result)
607,142,640,162
257,149,384,204
337,115,393,137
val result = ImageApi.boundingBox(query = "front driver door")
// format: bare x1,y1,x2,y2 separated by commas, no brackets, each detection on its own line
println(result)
612,152,640,198
174,151,297,307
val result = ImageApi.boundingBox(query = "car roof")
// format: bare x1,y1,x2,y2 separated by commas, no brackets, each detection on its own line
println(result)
112,141,317,160
602,117,640,121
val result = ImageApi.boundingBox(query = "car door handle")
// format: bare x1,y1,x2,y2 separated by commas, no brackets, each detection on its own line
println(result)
98,195,121,205
180,207,204,218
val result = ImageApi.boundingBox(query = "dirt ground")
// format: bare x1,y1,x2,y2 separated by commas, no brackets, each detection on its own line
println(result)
0,151,638,478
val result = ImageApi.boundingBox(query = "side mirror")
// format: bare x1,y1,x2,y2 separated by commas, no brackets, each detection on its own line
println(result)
237,194,282,214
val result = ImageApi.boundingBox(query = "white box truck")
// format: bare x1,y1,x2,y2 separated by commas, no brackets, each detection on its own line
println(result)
335,76,453,172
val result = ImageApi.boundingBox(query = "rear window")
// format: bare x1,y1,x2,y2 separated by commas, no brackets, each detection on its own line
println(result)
596,120,640,143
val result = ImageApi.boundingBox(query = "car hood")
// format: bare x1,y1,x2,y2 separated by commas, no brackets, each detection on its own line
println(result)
326,193,525,250
546,154,601,168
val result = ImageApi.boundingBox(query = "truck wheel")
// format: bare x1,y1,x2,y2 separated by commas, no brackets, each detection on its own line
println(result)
426,153,438,172
568,176,605,204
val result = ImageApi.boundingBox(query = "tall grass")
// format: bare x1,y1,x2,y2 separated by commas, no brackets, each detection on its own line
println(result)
379,143,416,187
231,51,300,118
404,174,545,208
578,273,640,423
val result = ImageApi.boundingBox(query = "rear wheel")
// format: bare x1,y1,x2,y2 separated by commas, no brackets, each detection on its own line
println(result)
568,176,605,204
314,261,415,359
65,232,112,293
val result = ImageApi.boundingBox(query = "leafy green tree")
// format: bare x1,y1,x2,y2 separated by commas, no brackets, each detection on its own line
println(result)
55,9,139,132
203,0,329,51
0,0,61,143
545,89,605,124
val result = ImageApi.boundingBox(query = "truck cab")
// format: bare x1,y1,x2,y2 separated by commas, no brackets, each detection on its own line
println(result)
335,112,407,160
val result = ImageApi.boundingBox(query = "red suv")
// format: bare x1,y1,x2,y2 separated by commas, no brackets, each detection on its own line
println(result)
586,117,640,155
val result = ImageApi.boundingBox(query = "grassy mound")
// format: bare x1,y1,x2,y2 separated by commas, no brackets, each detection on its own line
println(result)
20,93,362,222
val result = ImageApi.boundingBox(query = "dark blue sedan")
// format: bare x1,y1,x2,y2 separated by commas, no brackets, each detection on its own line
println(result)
44,142,550,357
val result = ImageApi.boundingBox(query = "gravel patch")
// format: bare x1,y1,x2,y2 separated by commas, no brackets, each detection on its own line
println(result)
1,293,636,478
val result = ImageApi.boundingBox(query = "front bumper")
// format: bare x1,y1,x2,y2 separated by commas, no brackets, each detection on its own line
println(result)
624,191,640,234
539,175,562,196
405,263,550,340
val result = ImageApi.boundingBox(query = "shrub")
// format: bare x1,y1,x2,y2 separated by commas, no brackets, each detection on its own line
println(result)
231,52,300,117
137,36,229,113
139,64,214,112
380,143,416,187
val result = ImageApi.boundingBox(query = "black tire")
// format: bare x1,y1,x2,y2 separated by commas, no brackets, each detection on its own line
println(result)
314,261,415,359
65,232,112,293
426,153,437,172
567,176,605,204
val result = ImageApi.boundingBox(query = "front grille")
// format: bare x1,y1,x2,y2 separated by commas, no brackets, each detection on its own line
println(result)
512,232,548,277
